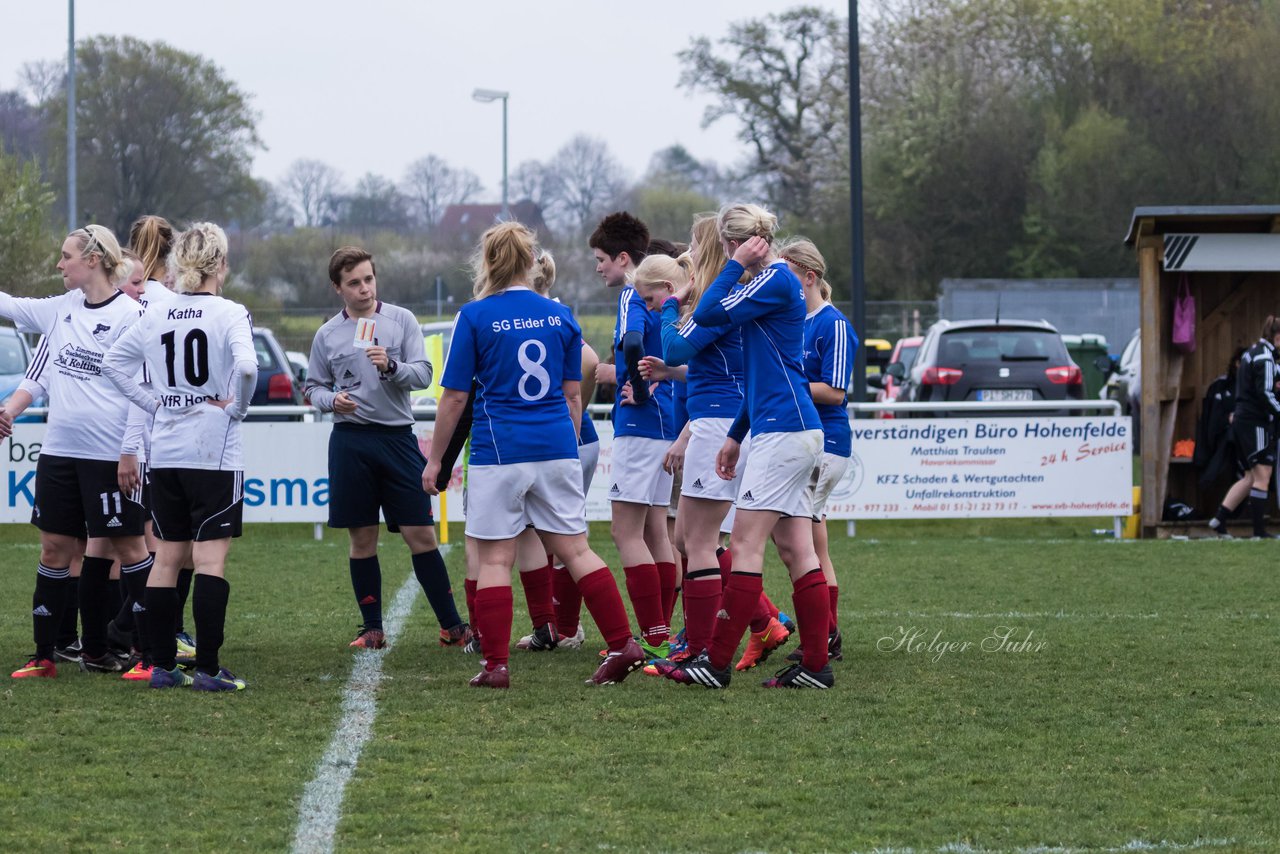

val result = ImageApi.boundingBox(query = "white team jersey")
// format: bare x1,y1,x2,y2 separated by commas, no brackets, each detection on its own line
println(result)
1,290,142,461
106,294,255,470
135,279,178,312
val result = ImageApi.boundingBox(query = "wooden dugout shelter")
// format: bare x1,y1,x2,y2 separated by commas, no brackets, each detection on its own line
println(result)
1125,205,1280,537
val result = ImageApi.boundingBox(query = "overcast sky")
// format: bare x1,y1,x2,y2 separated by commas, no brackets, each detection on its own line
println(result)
3,1,850,201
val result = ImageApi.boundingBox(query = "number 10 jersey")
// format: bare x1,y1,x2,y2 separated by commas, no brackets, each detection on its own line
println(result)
106,293,255,470
441,287,582,466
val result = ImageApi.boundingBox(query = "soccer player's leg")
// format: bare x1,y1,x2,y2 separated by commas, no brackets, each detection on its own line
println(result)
383,430,467,644
328,428,386,647
185,469,247,692
514,527,558,651
145,468,195,689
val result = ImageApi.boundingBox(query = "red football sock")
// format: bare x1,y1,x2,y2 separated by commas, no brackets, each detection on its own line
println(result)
828,584,840,633
463,578,478,626
551,566,582,638
707,572,762,671
518,563,556,628
474,586,513,669
716,547,733,585
577,567,632,651
792,569,830,672
623,563,667,646
656,561,678,629
748,592,773,634
681,572,722,656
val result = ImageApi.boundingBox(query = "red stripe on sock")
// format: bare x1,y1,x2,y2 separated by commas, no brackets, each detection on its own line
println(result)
707,572,762,671
551,566,582,638
474,586,513,669
577,567,632,651
518,563,556,628
791,570,830,672
623,563,667,645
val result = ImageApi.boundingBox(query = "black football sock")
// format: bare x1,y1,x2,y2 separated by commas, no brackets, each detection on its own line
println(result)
56,575,79,648
349,556,383,630
1249,489,1268,537
193,574,230,675
78,556,114,658
413,548,462,630
33,565,71,660
175,565,193,634
120,555,154,664
146,587,180,671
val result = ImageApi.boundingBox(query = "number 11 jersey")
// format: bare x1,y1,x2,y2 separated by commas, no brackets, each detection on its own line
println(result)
441,287,582,466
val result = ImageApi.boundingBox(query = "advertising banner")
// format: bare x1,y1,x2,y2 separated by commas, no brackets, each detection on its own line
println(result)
2,415,1132,525
824,417,1133,519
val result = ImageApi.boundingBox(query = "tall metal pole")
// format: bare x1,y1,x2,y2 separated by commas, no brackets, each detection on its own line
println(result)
66,0,76,230
500,95,509,221
848,0,868,409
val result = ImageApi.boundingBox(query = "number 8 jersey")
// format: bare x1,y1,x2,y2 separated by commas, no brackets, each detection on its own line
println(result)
104,293,256,470
441,287,582,466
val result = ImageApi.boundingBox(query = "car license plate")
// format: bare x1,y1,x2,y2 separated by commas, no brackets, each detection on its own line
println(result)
977,389,1032,401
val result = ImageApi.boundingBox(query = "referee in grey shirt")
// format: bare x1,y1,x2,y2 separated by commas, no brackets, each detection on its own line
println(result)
305,246,470,650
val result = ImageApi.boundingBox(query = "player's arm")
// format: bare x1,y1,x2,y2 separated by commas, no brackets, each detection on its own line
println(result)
103,323,159,415
564,381,583,441
0,292,60,333
813,316,857,405
225,313,258,421
423,388,470,495
389,311,432,390
580,342,599,411
303,333,338,412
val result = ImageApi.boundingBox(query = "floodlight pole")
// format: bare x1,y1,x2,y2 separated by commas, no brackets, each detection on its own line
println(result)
67,0,76,230
472,88,510,221
848,0,868,410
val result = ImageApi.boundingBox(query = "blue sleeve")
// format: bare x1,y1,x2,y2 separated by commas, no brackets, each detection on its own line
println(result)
562,315,583,383
623,288,649,336
820,316,857,390
691,261,746,327
727,398,750,442
660,299,705,367
441,311,476,392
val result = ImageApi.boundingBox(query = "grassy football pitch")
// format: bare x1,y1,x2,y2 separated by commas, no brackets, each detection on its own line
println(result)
0,520,1275,853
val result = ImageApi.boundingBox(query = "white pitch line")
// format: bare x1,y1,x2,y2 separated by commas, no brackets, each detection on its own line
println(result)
290,568,423,854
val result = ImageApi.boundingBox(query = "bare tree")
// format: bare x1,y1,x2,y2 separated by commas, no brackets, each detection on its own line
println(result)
281,158,344,227
543,135,627,236
402,155,483,231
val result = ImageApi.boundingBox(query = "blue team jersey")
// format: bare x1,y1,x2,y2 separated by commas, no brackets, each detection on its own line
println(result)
804,303,857,457
579,408,599,446
671,378,689,434
441,288,582,465
613,286,674,439
660,298,745,422
692,260,821,436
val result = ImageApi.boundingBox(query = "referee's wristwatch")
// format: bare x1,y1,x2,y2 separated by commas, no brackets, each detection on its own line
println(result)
385,359,398,375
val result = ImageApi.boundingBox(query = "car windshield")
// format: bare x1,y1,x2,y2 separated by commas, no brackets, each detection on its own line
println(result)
937,329,1063,364
896,343,920,373
254,335,279,370
0,333,26,375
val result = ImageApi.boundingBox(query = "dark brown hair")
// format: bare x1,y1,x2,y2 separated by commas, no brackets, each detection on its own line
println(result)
1264,315,1280,340
589,211,649,264
328,246,375,286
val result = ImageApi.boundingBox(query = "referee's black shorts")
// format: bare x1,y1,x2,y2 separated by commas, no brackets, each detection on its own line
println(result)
327,423,434,529
1232,418,1275,471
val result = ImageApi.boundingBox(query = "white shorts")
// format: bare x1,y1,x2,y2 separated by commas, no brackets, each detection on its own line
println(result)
681,418,749,503
465,459,587,540
812,452,852,520
579,441,600,493
608,435,674,506
736,430,823,519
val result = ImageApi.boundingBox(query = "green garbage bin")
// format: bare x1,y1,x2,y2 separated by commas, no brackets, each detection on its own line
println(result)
1061,333,1110,401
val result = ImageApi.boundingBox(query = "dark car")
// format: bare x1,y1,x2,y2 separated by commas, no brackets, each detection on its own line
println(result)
248,327,303,420
891,319,1082,413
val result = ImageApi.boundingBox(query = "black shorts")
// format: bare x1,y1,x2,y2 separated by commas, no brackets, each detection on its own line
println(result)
1232,419,1275,470
327,424,434,529
150,468,244,542
33,454,146,538
139,461,152,513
